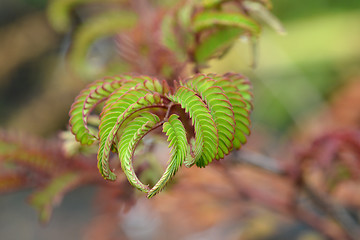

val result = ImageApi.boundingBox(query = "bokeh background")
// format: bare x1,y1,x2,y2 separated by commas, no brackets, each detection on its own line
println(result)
1,0,360,239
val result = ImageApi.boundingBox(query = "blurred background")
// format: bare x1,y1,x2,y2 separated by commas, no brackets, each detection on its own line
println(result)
0,0,360,239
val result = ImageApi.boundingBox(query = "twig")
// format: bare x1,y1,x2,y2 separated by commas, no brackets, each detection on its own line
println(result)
230,149,360,240
231,149,285,175
302,183,360,240
164,102,174,121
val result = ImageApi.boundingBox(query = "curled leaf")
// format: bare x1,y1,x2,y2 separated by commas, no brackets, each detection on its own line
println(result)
69,77,124,145
69,73,253,197
148,114,188,198
117,113,161,192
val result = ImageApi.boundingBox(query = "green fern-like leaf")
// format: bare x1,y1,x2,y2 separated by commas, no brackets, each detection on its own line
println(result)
117,113,161,192
214,73,252,149
169,86,218,167
224,72,253,111
98,77,168,180
186,75,236,160
69,72,253,197
98,91,165,180
69,77,124,145
147,114,188,198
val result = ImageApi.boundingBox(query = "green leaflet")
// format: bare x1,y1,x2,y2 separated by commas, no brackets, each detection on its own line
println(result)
29,171,83,223
215,73,252,149
69,77,123,145
117,113,161,192
186,74,236,160
193,11,261,35
147,114,187,198
195,27,243,63
224,72,253,111
169,86,218,167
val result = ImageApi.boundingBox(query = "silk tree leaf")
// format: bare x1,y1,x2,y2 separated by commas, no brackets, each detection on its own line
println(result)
147,114,187,198
193,11,261,35
69,77,124,145
97,76,167,180
186,74,236,160
117,113,161,193
98,88,146,180
28,171,84,223
195,27,243,63
98,91,165,180
67,72,254,197
169,86,218,168
213,73,253,149
224,72,254,111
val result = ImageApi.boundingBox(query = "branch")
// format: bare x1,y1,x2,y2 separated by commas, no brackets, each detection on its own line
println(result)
230,149,360,240
302,183,360,240
231,149,285,175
